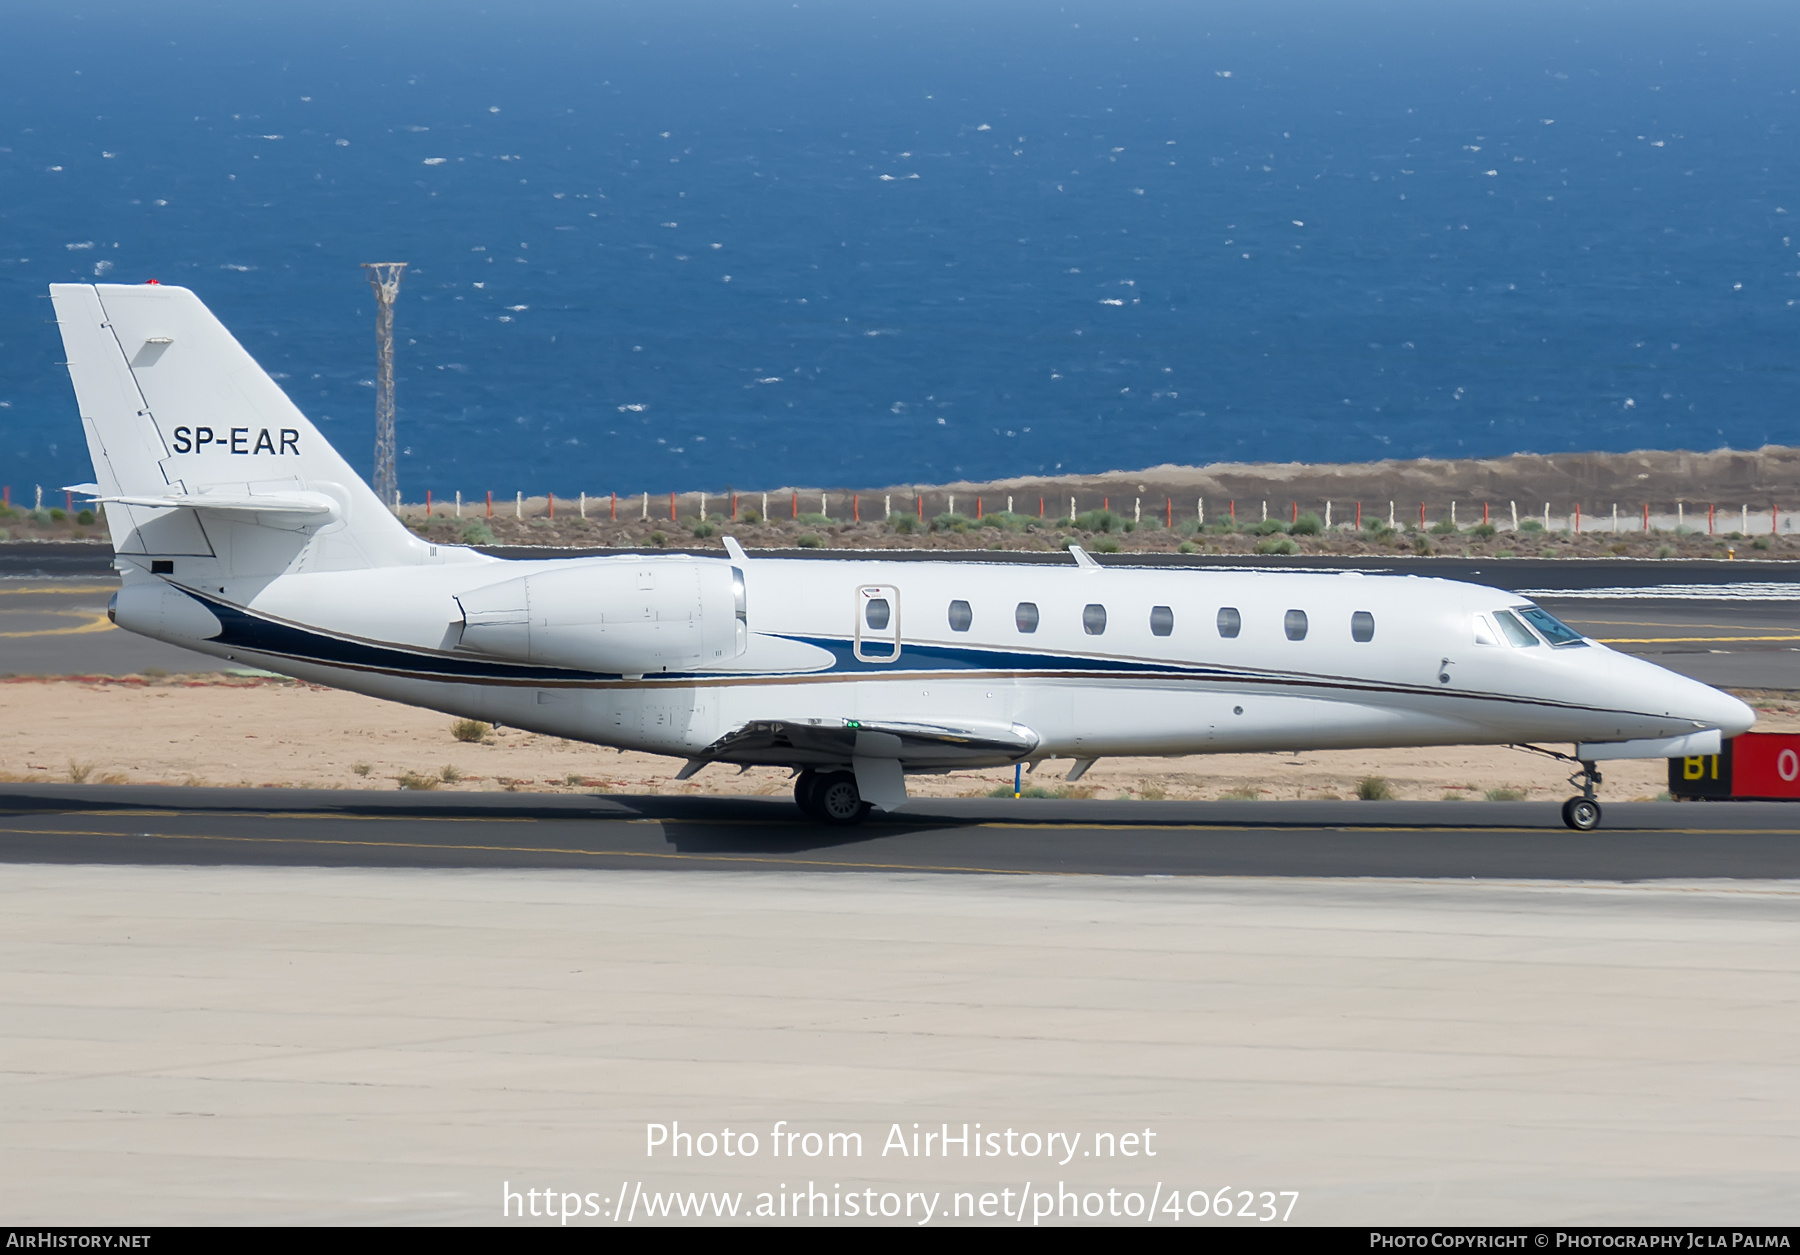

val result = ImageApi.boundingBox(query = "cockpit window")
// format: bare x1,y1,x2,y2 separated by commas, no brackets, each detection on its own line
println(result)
1517,606,1586,647
1492,610,1538,647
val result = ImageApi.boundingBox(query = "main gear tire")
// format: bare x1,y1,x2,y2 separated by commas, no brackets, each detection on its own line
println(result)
794,770,826,819
812,771,872,826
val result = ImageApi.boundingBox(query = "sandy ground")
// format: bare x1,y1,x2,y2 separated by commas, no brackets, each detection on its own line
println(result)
10,675,1791,803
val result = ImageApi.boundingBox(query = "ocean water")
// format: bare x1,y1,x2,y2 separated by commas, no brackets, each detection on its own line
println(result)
2,0,1798,499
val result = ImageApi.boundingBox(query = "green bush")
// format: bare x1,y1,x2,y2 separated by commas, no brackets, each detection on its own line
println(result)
1471,522,1497,538
460,519,495,545
650,530,667,547
1655,544,1675,558
1176,541,1197,554
1247,518,1289,536
930,512,973,533
691,520,718,539
1413,536,1433,555
1092,536,1121,554
1429,519,1459,535
1255,536,1299,555
1519,518,1545,532
49,507,67,522
796,533,826,548
796,512,833,527
890,514,919,534
1357,776,1394,800
737,508,762,525
75,508,96,525
1288,511,1323,536
979,511,1033,532
1754,536,1772,551
1073,509,1122,533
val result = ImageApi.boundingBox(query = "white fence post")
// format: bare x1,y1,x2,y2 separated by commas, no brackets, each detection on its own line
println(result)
1325,501,1332,529
579,492,586,520
642,492,649,520
456,490,462,519
1510,500,1517,530
1197,498,1204,526
700,492,706,522
885,494,891,519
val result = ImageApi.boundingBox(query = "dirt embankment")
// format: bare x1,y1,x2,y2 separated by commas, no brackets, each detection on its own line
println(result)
8,443,1800,558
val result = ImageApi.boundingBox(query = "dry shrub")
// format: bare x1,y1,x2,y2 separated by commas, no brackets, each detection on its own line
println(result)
451,719,491,743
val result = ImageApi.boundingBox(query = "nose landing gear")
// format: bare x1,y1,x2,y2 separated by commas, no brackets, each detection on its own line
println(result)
1561,760,1603,831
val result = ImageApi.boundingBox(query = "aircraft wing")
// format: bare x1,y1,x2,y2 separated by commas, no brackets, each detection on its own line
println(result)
693,716,1040,771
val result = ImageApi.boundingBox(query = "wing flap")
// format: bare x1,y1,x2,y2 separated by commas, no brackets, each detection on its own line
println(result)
697,716,1039,769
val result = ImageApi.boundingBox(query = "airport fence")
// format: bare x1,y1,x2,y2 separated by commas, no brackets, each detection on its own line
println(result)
1,481,1791,537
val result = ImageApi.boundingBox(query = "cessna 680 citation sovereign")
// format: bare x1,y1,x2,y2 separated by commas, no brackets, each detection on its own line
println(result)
51,283,1754,829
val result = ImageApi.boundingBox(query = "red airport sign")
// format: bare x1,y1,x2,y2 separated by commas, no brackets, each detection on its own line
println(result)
1668,732,1800,800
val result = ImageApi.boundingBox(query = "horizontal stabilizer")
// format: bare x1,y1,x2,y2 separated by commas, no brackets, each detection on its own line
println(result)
98,491,340,518
62,482,102,497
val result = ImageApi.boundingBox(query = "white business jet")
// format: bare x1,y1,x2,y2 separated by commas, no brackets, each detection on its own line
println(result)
51,283,1753,830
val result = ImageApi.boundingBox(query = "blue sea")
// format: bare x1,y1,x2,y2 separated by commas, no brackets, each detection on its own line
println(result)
3,1,1799,499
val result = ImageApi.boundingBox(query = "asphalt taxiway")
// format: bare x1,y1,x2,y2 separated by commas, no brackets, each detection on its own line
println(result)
5,785,1799,879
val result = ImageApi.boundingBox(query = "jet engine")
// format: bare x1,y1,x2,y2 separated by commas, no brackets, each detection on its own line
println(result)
453,557,746,674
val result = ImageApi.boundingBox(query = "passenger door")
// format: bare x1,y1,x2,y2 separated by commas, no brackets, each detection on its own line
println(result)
855,585,901,662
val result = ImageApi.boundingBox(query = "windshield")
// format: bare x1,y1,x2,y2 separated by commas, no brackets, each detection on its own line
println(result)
1516,606,1587,647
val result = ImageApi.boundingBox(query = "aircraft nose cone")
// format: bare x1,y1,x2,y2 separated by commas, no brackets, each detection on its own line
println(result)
1707,687,1758,737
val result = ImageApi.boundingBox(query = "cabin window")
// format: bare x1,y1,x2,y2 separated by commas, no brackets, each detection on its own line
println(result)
1083,603,1108,635
1217,607,1242,638
1284,609,1309,641
1149,605,1174,637
1518,606,1586,647
1351,610,1374,642
948,600,973,632
865,598,890,630
1016,601,1040,633
1494,609,1540,647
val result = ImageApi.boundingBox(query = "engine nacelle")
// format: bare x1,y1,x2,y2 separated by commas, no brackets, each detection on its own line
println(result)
454,557,746,674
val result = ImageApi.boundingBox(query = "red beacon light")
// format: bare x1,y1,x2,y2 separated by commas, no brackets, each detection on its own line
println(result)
145,279,160,284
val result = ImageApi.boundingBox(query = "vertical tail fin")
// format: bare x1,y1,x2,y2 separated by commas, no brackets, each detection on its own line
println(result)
51,282,426,572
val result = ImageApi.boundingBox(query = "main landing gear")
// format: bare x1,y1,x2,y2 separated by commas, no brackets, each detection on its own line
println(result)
795,769,872,826
1561,760,1603,831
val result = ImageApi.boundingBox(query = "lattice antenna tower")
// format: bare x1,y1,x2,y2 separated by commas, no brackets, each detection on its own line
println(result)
361,262,408,509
